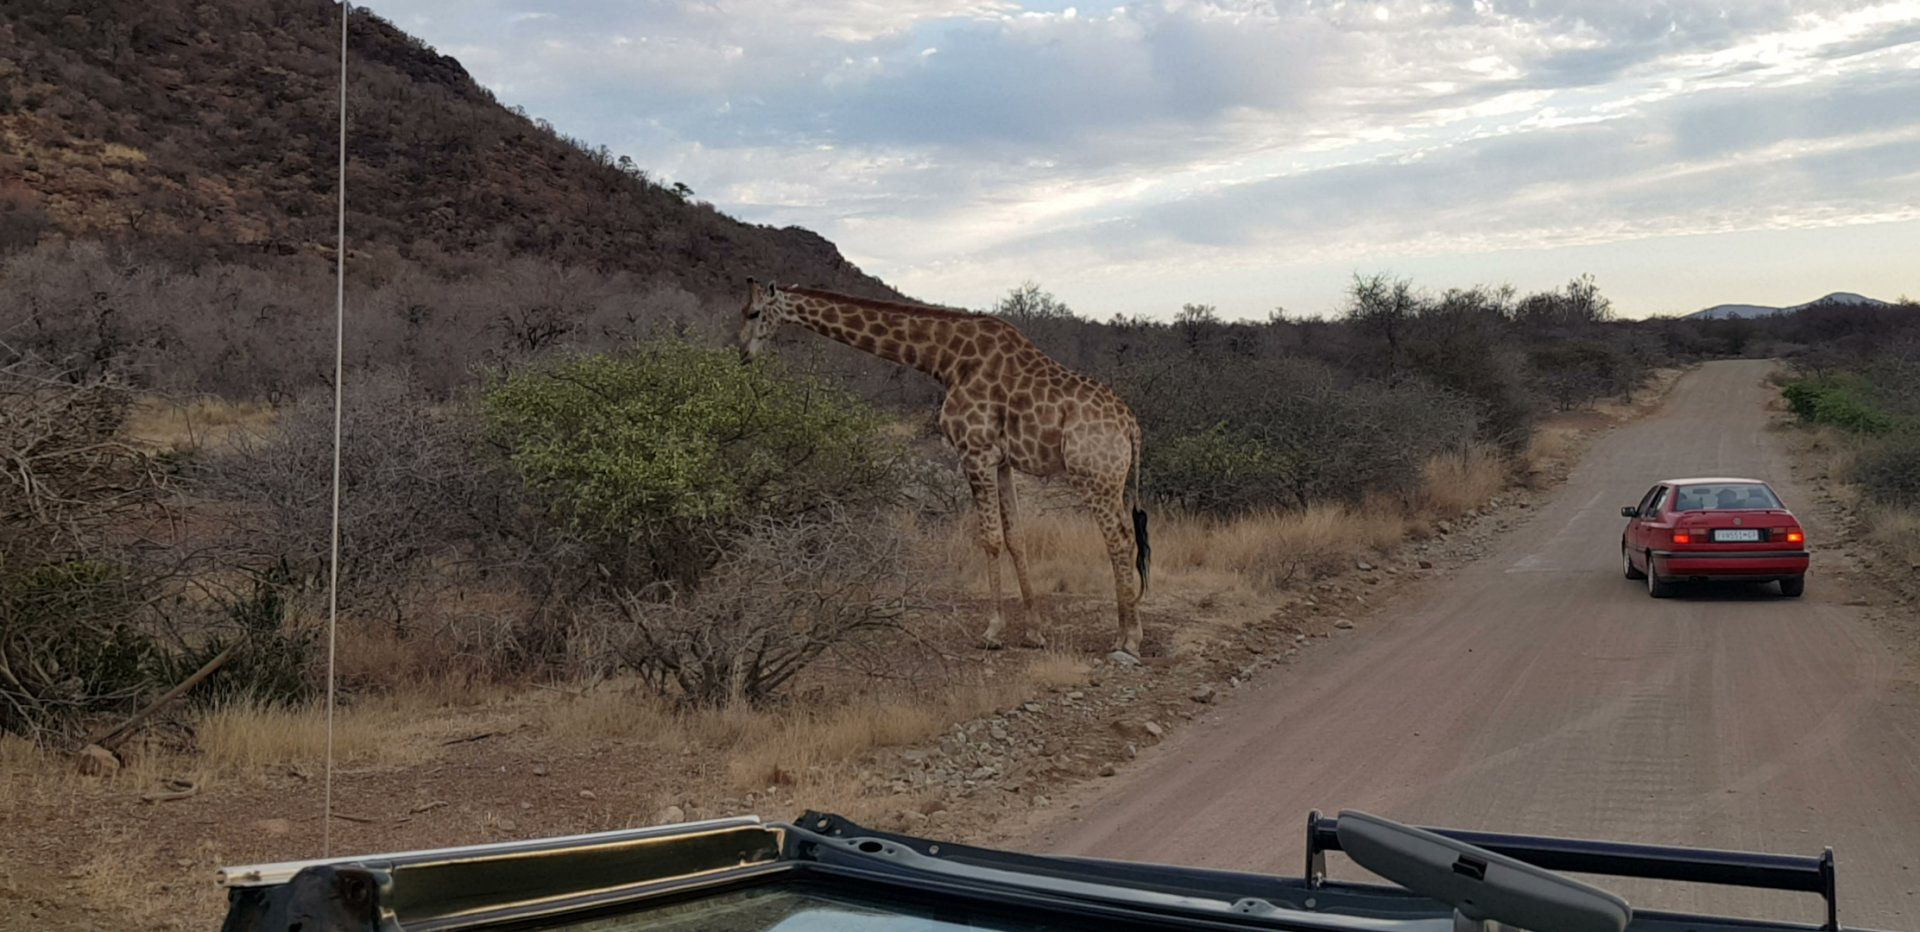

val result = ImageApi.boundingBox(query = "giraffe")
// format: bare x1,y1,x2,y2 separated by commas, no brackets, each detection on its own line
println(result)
738,280,1151,656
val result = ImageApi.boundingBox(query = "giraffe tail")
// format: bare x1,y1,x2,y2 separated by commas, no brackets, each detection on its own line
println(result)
1129,429,1150,597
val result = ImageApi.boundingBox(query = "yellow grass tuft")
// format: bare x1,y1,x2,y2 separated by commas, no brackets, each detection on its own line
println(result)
100,142,148,164
1865,504,1920,569
1417,445,1510,517
125,395,276,454
187,694,451,780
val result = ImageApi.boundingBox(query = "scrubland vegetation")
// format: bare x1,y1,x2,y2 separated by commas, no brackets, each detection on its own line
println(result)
3,214,1715,760
1771,306,1920,569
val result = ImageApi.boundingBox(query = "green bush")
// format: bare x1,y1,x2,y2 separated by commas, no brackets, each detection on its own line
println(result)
1137,358,1480,515
484,341,902,589
177,562,316,708
1150,425,1298,515
0,561,165,738
1782,377,1894,434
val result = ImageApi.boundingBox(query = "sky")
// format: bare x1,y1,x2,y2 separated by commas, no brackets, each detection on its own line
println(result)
363,0,1920,320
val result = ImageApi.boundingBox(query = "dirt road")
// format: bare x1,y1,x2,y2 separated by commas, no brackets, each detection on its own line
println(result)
1031,360,1920,928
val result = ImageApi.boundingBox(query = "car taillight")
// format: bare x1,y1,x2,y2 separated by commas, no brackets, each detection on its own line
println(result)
1672,529,1692,545
1785,529,1804,544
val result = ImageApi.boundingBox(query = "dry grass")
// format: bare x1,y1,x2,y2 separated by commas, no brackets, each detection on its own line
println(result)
126,394,276,454
1866,507,1920,568
229,699,438,773
531,649,1090,801
942,445,1507,598
100,142,148,163
720,652,1082,793
1416,445,1511,517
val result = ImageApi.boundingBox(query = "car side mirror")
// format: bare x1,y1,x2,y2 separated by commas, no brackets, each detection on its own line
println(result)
1620,506,1639,518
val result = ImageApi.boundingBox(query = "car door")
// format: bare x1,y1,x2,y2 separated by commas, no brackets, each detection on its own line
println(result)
1628,485,1664,551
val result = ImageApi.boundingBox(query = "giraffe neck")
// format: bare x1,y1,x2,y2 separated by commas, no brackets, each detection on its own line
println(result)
787,294,972,385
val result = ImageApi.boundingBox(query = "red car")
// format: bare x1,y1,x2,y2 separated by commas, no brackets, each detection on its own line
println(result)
1620,477,1809,598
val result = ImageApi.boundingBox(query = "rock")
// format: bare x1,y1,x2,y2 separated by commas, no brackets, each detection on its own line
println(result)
1844,597,1870,607
1125,743,1137,759
531,763,548,777
250,818,292,837
1143,721,1165,739
496,817,518,833
1356,560,1375,571
898,809,929,827
1294,634,1307,643
1106,650,1140,667
1190,685,1216,704
1098,763,1117,777
1066,690,1085,701
653,805,687,825
578,789,597,800
1021,702,1043,713
1418,560,1434,569
1333,619,1355,630
74,744,119,777
1228,675,1241,689
989,725,1009,742
1436,521,1453,535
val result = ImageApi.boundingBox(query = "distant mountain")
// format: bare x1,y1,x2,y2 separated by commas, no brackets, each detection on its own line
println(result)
1686,292,1890,320
0,0,899,302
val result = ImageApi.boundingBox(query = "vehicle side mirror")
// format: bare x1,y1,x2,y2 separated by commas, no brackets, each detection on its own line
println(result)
1620,506,1639,518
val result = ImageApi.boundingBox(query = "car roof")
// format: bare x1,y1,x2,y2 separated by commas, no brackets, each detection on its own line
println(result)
1660,477,1767,485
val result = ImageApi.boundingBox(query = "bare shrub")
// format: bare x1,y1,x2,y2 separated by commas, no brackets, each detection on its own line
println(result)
613,511,935,707
0,351,177,738
203,370,524,613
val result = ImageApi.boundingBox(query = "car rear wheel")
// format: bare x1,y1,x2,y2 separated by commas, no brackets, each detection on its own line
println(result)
1646,554,1674,598
1779,575,1805,598
1622,542,1645,580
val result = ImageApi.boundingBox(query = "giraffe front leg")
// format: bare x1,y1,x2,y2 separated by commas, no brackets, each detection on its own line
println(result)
964,457,1009,650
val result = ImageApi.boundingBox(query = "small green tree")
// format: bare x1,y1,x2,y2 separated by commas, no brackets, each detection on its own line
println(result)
483,341,901,590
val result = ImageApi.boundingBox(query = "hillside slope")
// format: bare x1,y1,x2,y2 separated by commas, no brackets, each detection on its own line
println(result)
0,0,896,301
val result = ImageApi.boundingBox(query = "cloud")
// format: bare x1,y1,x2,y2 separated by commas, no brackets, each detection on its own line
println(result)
363,0,1920,315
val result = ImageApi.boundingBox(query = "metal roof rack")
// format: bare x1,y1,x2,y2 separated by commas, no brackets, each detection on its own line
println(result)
1304,810,1839,931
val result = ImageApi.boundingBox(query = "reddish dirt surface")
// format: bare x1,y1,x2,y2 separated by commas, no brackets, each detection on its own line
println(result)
1019,360,1920,930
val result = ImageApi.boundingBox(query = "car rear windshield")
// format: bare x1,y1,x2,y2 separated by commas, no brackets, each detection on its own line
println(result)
1671,483,1780,511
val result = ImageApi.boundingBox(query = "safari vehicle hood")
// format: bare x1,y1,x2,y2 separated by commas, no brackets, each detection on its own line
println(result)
217,810,1867,932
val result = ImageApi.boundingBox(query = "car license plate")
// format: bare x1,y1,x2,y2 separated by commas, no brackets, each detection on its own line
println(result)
1713,529,1761,542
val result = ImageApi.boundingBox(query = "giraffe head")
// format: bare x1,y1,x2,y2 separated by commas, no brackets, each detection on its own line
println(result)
738,279,795,360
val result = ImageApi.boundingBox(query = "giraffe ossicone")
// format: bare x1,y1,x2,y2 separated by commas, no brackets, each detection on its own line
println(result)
739,281,1150,656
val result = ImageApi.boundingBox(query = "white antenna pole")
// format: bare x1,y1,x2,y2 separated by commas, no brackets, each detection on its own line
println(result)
324,0,349,857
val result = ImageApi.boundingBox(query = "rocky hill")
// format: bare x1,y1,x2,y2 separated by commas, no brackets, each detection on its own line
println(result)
1686,292,1889,320
0,0,897,301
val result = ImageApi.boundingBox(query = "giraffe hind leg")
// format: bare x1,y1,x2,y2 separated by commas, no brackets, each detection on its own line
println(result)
996,462,1044,649
1072,473,1142,656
